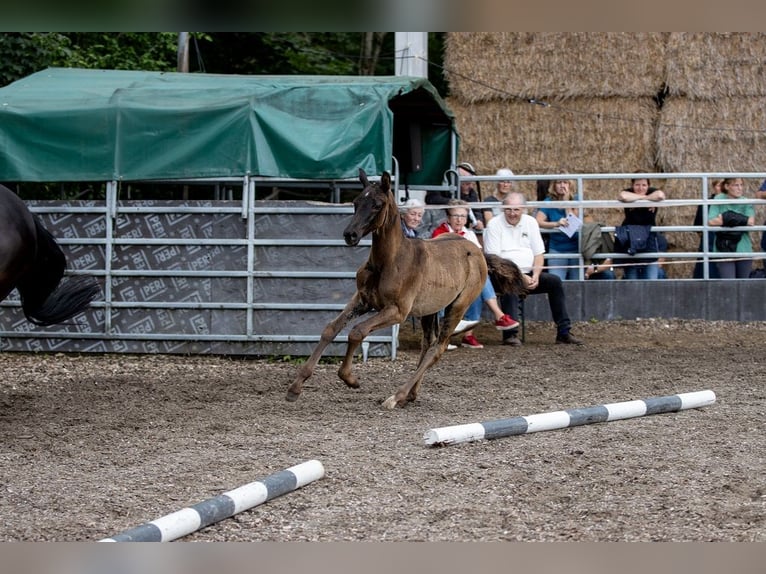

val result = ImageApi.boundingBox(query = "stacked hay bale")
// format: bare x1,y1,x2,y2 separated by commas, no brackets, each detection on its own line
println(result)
444,33,664,199
659,33,766,273
444,32,766,278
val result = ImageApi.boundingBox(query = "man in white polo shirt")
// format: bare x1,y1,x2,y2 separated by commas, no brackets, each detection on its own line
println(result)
483,191,583,346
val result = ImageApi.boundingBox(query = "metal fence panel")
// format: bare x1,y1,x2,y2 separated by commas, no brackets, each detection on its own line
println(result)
0,197,395,358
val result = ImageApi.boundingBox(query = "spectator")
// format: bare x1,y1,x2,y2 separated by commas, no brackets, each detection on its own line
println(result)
483,192,584,346
756,179,766,254
535,179,552,251
399,198,425,238
707,177,755,279
656,233,669,279
692,179,722,279
426,162,481,235
616,177,666,280
536,179,551,202
432,200,519,349
456,162,484,233
535,177,580,280
482,168,515,225
424,168,455,236
581,216,616,280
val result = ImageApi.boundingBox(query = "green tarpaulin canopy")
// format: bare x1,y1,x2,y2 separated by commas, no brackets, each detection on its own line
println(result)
0,68,457,184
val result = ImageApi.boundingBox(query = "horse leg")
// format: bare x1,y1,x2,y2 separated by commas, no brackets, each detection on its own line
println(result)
286,294,369,402
336,305,406,389
418,313,439,363
382,300,473,410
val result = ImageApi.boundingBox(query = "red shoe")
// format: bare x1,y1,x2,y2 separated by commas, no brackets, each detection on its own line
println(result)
495,314,520,330
461,334,484,349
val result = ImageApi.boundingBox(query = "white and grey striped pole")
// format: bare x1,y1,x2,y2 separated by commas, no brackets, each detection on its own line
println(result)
99,459,324,542
424,390,716,447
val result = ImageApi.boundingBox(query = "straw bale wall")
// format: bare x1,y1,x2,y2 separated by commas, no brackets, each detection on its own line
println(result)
665,32,766,98
446,96,657,178
657,96,766,172
445,32,666,103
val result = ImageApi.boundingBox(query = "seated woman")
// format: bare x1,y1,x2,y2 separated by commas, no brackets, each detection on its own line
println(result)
399,198,425,238
431,199,518,349
536,177,580,280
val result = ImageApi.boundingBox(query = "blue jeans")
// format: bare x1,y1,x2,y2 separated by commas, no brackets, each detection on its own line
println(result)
693,235,720,279
623,261,660,280
464,276,497,321
547,254,580,281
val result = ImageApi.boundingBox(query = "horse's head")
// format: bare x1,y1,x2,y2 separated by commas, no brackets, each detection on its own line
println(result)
343,169,394,246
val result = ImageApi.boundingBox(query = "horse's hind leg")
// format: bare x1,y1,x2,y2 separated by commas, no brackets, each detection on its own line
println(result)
418,313,439,363
382,299,474,409
286,294,368,402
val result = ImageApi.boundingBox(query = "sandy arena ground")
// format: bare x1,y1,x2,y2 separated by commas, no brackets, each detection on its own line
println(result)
0,318,764,541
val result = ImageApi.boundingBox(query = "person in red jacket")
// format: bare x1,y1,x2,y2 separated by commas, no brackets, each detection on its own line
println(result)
431,200,518,349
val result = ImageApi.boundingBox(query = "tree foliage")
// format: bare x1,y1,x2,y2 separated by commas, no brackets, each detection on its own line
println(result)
0,32,447,93
58,33,180,72
0,33,70,87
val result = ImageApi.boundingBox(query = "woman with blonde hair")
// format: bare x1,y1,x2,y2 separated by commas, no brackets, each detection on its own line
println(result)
535,177,580,280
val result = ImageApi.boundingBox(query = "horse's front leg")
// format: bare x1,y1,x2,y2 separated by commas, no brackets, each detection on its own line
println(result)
337,305,406,390
286,293,369,402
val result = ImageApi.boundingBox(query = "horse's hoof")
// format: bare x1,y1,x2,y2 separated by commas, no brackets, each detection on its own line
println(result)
381,396,399,410
339,373,359,388
285,390,301,402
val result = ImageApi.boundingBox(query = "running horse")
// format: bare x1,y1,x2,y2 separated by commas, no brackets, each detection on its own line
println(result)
287,169,526,409
0,184,100,326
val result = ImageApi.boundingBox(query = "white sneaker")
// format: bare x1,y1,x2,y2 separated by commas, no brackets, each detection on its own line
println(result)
452,319,479,334
447,344,458,351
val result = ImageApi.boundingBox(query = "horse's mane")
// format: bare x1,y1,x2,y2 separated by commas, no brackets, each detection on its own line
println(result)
381,186,401,233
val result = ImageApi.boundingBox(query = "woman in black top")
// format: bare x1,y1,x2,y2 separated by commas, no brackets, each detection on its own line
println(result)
616,177,666,279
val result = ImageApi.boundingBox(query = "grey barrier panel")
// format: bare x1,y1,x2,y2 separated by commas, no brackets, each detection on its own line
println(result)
0,199,396,358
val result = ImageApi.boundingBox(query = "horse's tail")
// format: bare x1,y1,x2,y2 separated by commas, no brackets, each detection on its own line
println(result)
18,217,100,326
485,254,527,297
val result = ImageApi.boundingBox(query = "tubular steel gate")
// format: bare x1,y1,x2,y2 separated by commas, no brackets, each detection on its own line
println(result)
0,180,398,359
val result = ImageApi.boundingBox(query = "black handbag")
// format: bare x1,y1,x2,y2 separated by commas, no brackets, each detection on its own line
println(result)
715,230,742,252
615,225,656,255
716,210,748,252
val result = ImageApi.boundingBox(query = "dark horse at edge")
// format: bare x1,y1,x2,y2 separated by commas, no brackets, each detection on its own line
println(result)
287,169,526,409
0,184,100,326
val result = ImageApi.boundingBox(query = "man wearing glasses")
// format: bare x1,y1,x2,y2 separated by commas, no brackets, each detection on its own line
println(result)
483,192,584,347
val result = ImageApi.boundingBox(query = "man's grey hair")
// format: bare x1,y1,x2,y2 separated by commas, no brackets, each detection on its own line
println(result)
502,192,527,205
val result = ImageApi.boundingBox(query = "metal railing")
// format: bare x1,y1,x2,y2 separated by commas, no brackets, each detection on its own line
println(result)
0,177,397,358
424,171,766,280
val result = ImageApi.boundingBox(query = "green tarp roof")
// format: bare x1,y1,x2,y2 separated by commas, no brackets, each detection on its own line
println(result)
0,67,457,183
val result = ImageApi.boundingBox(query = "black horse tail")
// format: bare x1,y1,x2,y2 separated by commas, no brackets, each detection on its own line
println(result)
485,254,528,297
17,217,100,326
